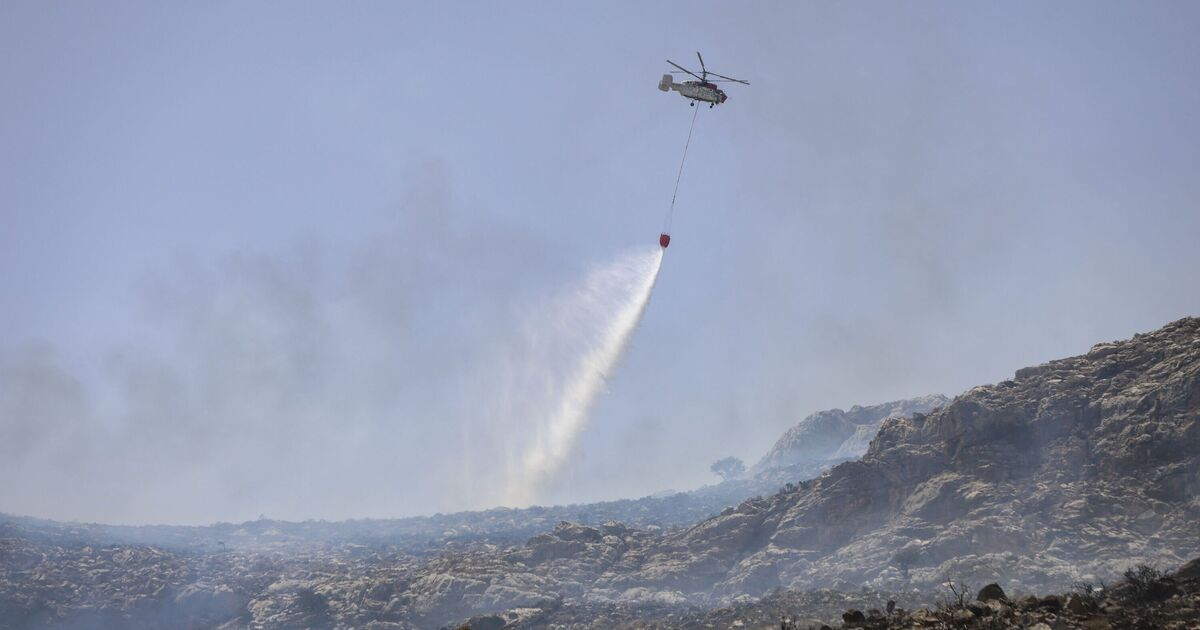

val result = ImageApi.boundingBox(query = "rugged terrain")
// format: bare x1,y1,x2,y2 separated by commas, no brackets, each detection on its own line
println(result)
1,317,1197,628
597,316,1200,599
480,556,1200,629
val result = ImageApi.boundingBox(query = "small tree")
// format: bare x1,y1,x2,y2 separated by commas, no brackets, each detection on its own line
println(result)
892,546,922,582
710,456,746,481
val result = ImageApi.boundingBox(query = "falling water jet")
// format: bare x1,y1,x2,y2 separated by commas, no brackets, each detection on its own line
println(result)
504,247,664,505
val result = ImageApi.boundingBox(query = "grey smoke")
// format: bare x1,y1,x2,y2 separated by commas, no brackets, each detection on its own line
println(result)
0,172,601,524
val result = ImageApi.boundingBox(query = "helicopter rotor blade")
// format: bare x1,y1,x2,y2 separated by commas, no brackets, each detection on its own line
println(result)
667,59,704,82
708,72,750,85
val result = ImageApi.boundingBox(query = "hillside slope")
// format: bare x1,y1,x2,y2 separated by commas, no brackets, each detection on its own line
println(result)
613,317,1200,597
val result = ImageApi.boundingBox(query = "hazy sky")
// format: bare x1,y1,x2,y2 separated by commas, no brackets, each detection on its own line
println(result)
3,1,1199,524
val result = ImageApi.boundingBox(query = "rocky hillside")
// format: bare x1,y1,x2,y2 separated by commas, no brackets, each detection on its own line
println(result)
752,396,949,473
2,318,1196,628
614,317,1200,597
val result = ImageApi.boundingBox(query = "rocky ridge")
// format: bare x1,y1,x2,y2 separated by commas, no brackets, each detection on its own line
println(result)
609,317,1200,597
0,480,773,556
752,396,949,474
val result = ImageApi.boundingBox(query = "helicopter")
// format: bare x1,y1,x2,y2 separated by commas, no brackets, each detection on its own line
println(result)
658,52,749,108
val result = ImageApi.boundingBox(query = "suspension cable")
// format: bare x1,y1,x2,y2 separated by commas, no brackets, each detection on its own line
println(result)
664,105,700,233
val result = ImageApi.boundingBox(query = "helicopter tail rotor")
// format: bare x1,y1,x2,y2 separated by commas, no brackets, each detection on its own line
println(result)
658,74,673,91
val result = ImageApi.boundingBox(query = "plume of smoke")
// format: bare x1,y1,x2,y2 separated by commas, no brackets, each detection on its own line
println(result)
501,247,663,505
0,219,665,522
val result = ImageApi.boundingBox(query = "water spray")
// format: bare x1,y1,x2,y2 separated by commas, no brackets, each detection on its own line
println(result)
500,74,714,504
504,247,664,505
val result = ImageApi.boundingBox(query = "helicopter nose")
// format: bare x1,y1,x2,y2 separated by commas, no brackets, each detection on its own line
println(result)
719,92,728,103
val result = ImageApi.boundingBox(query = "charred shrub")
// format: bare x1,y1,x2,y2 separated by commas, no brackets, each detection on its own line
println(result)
1119,564,1178,606
939,579,972,610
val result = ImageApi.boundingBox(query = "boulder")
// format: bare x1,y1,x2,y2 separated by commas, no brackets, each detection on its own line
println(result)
977,583,1007,602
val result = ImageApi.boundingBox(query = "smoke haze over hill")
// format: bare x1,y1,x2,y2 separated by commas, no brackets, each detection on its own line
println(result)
3,3,1200,525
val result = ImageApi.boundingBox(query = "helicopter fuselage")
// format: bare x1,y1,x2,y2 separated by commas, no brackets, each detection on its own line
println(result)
658,75,727,105
675,80,727,104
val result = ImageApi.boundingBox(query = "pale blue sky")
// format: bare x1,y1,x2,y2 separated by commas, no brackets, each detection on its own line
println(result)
3,2,1199,524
